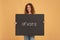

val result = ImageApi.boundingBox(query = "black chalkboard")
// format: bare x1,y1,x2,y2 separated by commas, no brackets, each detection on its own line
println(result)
15,14,44,36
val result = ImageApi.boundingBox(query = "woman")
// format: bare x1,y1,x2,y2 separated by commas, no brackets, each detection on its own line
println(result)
24,3,35,40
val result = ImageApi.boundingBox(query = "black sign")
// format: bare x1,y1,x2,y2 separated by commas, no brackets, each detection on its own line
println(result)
15,14,44,36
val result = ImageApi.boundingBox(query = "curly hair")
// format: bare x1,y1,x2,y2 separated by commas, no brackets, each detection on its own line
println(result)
24,3,35,14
